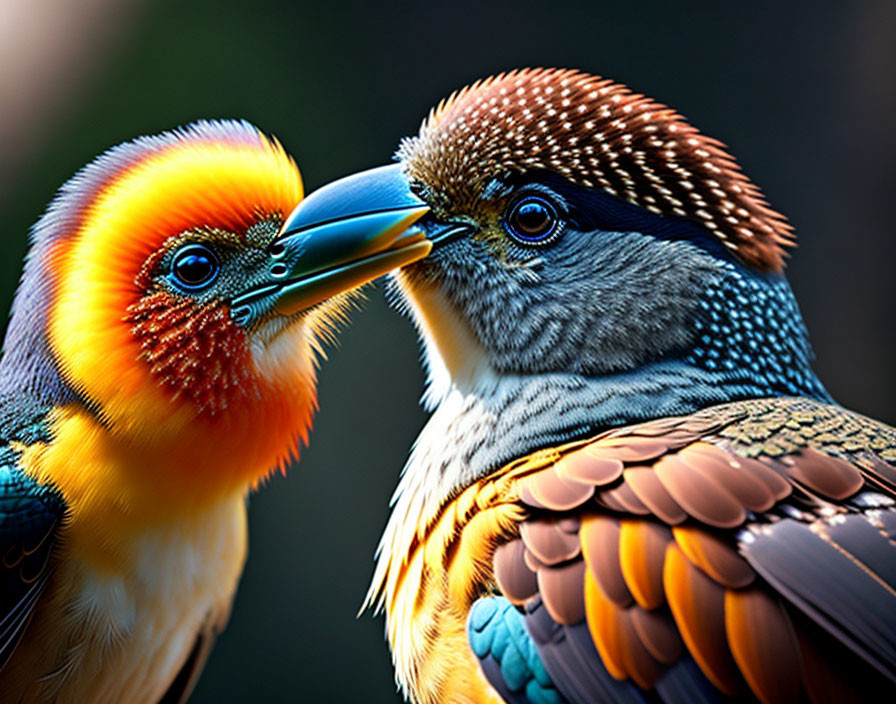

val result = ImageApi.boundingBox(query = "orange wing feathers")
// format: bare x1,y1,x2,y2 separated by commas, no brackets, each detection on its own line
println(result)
499,397,896,702
392,396,896,703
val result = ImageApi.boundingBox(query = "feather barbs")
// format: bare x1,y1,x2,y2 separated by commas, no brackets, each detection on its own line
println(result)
400,68,794,271
39,122,313,490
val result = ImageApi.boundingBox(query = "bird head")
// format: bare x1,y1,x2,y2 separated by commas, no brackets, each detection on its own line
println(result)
283,69,827,421
3,120,428,494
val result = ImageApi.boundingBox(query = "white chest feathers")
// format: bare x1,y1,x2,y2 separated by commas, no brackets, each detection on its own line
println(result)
5,496,249,704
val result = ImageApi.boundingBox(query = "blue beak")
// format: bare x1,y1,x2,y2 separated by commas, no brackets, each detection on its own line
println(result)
231,164,431,325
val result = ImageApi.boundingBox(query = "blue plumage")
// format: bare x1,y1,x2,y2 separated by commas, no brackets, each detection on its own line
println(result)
0,439,65,668
469,596,565,704
685,261,829,400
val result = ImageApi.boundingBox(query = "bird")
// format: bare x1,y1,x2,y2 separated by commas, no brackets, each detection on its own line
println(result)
279,69,896,704
0,119,429,703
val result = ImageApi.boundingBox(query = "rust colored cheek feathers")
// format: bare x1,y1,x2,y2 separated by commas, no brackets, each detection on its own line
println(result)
124,293,253,415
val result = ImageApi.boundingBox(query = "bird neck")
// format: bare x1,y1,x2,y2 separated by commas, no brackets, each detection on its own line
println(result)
680,261,829,402
390,263,829,524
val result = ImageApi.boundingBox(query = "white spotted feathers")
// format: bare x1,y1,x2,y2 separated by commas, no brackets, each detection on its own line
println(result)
398,68,794,272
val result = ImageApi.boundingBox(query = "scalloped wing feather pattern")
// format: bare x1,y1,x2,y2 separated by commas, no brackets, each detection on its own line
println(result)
482,397,896,703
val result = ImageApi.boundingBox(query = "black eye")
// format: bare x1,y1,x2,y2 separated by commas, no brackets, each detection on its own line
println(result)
504,195,561,246
170,244,219,291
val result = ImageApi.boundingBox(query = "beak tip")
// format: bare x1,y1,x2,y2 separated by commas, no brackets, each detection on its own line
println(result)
259,166,433,319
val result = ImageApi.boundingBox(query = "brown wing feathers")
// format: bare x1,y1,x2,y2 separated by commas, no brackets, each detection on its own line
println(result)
621,468,688,524
491,398,896,703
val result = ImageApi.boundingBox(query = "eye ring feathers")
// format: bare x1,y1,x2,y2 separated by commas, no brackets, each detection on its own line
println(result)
503,194,562,247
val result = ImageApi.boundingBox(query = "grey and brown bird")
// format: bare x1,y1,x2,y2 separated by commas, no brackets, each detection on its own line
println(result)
281,68,896,703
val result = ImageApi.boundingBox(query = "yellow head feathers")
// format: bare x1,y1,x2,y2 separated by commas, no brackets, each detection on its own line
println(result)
13,122,313,497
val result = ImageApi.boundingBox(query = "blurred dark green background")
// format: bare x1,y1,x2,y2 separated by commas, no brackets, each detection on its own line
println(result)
1,0,893,701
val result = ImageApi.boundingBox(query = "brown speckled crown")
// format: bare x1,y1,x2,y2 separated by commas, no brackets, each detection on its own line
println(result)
398,68,794,272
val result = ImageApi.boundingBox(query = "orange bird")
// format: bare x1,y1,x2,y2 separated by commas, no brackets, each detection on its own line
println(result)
0,120,428,702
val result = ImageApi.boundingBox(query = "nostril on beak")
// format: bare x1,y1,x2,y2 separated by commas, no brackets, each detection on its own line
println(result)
270,243,286,258
230,305,252,327
271,263,288,278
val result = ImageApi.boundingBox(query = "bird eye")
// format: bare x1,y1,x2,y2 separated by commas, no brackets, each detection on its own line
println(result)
170,244,219,291
504,195,560,246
